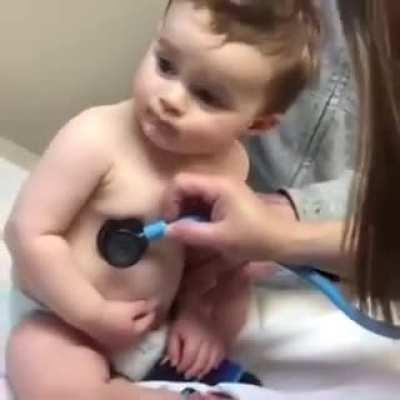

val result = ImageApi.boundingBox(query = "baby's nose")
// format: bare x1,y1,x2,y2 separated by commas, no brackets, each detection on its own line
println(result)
160,97,182,117
159,82,187,117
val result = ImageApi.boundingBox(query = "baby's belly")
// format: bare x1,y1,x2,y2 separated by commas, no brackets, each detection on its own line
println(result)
68,220,185,320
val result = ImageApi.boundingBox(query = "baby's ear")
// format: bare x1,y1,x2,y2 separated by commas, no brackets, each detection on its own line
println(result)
247,114,281,135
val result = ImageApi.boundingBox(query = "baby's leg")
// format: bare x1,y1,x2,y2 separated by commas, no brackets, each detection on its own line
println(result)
7,314,180,400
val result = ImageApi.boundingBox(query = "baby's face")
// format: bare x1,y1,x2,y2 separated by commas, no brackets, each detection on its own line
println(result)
133,0,273,155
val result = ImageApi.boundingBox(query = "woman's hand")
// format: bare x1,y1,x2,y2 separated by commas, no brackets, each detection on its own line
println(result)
163,173,300,263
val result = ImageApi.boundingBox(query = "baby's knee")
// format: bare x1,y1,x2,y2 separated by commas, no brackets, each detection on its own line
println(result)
7,320,55,398
7,314,58,358
7,318,40,362
7,317,101,400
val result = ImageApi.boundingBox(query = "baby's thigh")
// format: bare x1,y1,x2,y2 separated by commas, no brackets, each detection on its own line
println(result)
7,313,109,400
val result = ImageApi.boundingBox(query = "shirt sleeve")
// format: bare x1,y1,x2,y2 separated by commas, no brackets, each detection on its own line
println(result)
281,170,354,221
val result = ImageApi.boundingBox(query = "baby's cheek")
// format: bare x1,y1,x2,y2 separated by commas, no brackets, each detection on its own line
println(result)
218,117,245,137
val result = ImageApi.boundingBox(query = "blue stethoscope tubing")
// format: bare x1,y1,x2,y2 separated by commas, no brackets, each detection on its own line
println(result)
284,265,400,339
142,218,400,339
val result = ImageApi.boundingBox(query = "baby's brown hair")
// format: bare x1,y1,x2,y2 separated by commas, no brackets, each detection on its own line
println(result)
165,0,322,114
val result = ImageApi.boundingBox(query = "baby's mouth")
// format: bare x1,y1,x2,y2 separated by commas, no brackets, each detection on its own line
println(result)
156,118,176,135
147,108,177,137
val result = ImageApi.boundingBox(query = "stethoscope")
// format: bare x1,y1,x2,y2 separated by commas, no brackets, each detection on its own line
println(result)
97,216,400,339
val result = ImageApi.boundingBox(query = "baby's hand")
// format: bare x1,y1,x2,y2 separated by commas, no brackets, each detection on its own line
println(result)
84,299,157,351
167,310,227,380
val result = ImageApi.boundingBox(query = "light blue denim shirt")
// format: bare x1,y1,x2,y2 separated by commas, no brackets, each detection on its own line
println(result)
247,0,357,221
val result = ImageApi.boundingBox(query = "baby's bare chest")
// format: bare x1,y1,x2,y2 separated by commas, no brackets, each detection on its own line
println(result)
93,156,168,222
68,152,183,308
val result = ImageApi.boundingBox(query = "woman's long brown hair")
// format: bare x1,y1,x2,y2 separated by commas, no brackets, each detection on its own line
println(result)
338,0,400,321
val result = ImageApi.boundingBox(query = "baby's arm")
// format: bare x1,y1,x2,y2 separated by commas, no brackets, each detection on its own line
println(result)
166,145,251,379
167,294,226,380
5,109,154,347
209,266,251,346
179,252,250,345
181,262,250,349
167,253,250,380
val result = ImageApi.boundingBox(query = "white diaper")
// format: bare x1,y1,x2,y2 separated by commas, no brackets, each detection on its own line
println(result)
8,287,50,329
8,287,167,381
110,325,168,381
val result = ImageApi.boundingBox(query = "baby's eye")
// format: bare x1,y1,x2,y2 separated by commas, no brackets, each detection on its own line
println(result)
193,87,222,108
157,54,176,75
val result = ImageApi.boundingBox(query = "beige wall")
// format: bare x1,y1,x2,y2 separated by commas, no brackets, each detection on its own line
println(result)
0,0,165,154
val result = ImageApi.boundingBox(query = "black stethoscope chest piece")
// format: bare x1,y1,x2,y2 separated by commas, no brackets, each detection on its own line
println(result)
97,218,148,268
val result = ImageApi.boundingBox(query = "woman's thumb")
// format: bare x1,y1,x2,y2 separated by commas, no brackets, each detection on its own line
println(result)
167,219,219,248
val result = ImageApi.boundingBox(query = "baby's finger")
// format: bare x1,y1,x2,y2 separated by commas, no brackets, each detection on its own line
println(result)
185,342,210,379
160,355,169,365
131,299,158,318
132,311,156,334
214,348,225,370
178,338,201,374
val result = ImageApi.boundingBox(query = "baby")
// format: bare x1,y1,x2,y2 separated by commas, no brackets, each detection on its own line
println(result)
5,1,320,399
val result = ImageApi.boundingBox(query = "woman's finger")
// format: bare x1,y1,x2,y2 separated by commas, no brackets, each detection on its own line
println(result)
167,219,221,248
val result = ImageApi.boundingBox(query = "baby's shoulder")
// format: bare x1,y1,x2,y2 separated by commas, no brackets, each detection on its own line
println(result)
54,100,133,157
67,100,130,138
